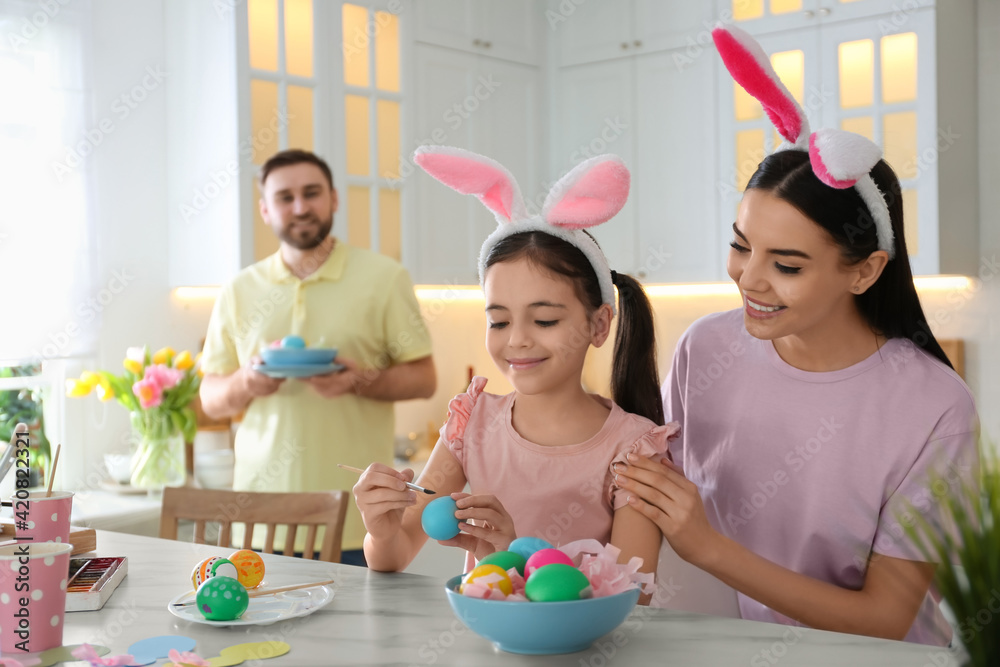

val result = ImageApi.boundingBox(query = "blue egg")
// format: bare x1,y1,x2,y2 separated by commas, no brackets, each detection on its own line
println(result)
281,335,306,349
509,536,553,562
421,496,460,541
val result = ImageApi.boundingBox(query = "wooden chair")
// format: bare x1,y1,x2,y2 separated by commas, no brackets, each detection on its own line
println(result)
159,487,349,563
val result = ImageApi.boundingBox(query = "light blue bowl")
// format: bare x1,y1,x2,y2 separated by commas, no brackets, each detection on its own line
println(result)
444,574,640,655
259,347,337,366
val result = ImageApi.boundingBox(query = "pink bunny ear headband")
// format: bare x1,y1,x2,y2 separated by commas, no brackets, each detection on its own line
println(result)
712,25,895,260
413,146,630,315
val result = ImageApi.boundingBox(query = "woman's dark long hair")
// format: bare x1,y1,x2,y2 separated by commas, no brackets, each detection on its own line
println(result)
746,150,953,369
485,232,665,425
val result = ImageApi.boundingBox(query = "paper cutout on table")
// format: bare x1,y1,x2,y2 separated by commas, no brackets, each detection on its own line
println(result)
13,644,111,667
160,642,291,667
214,641,291,666
124,635,196,666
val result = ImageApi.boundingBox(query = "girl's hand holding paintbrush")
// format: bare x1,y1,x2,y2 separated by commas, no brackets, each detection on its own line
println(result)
349,463,430,543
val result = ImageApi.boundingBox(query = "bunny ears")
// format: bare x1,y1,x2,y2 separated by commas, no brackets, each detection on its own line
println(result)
414,146,630,313
713,25,895,260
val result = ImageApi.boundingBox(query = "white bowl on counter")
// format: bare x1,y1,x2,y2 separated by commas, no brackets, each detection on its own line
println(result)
195,449,235,489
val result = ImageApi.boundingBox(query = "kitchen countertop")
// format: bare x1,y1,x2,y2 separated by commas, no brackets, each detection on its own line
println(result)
49,531,960,666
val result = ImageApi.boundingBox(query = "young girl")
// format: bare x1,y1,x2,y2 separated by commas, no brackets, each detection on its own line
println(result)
353,147,676,593
616,26,979,643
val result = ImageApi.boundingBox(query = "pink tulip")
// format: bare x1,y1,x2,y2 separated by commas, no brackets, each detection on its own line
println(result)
144,364,184,391
133,378,163,409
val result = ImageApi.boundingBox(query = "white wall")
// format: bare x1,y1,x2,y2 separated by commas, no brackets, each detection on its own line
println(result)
66,1,1000,490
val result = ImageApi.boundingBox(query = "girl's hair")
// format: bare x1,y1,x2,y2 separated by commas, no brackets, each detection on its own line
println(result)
485,232,665,425
746,150,953,369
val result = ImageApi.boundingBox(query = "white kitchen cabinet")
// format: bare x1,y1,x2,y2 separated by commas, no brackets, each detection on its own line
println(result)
717,3,979,276
553,59,637,274
551,0,725,282
409,44,543,284
720,0,935,37
634,50,720,283
414,0,542,66
554,47,719,283
555,0,719,67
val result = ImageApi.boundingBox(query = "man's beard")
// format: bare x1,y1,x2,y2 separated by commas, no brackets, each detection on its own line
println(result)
280,214,333,250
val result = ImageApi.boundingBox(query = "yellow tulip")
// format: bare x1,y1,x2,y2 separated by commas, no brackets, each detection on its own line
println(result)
79,371,100,389
152,347,175,365
174,350,194,371
65,378,94,398
123,358,143,375
95,379,115,402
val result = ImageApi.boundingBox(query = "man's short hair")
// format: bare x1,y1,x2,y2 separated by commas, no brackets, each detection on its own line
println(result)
259,149,335,190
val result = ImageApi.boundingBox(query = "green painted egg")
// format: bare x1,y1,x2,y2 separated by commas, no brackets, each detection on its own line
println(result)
479,550,527,577
196,576,249,621
524,564,592,602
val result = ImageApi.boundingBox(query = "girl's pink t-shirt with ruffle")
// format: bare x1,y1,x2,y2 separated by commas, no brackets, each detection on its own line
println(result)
441,376,678,565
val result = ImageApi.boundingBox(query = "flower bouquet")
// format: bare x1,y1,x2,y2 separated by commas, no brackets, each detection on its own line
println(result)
67,347,201,491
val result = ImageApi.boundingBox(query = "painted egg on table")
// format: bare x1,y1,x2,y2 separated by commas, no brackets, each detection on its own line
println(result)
196,576,249,621
508,536,553,562
524,563,592,602
524,548,574,579
229,549,266,589
460,564,513,596
421,496,461,541
191,556,239,590
479,550,527,577
281,335,306,348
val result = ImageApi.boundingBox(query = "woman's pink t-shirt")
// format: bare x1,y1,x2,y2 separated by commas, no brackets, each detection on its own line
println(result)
442,377,678,571
663,309,979,646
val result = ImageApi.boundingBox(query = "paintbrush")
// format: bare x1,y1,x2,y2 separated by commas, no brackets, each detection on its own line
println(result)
172,578,336,607
337,463,436,495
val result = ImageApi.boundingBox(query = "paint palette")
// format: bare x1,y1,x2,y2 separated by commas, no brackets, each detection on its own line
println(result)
65,556,128,612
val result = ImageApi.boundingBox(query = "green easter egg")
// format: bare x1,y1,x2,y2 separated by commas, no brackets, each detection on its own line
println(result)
196,575,250,621
524,563,591,602
479,550,527,577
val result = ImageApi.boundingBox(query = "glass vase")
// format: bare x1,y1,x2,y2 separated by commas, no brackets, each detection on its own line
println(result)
129,411,186,491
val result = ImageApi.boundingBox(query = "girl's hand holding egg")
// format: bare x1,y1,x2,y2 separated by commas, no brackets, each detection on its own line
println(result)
438,492,517,562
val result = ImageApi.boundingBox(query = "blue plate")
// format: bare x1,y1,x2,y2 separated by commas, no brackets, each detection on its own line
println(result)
252,363,345,378
259,347,338,366
444,574,639,655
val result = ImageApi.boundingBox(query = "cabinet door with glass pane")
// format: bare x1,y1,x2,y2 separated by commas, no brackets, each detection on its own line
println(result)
819,11,935,272
245,0,326,263
719,0,933,36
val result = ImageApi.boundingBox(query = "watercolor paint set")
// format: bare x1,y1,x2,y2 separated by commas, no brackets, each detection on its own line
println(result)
65,556,128,612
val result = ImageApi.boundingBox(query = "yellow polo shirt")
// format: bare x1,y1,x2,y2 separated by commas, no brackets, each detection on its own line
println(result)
201,241,432,551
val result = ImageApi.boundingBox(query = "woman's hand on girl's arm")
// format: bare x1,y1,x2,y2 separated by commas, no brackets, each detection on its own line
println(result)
616,454,934,639
356,442,468,572
609,505,661,605
439,493,517,561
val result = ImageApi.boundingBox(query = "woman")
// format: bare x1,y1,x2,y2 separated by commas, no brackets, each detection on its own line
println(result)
613,26,979,646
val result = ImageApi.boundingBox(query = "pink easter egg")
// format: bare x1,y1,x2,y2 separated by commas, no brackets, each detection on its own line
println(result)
524,547,574,579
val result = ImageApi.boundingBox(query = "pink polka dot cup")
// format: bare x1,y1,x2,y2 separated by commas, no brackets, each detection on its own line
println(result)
0,542,73,653
11,491,74,544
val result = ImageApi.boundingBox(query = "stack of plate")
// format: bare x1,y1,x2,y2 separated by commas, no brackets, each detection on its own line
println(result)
252,347,344,378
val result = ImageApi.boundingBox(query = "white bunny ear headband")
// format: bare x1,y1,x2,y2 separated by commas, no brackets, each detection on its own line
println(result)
413,146,630,315
712,25,895,260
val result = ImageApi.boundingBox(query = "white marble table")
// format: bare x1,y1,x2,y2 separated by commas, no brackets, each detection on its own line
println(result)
55,531,958,666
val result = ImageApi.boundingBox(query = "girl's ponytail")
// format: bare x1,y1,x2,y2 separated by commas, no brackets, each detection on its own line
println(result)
610,272,664,426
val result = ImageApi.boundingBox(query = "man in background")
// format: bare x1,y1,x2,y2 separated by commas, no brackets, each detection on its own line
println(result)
200,149,436,566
